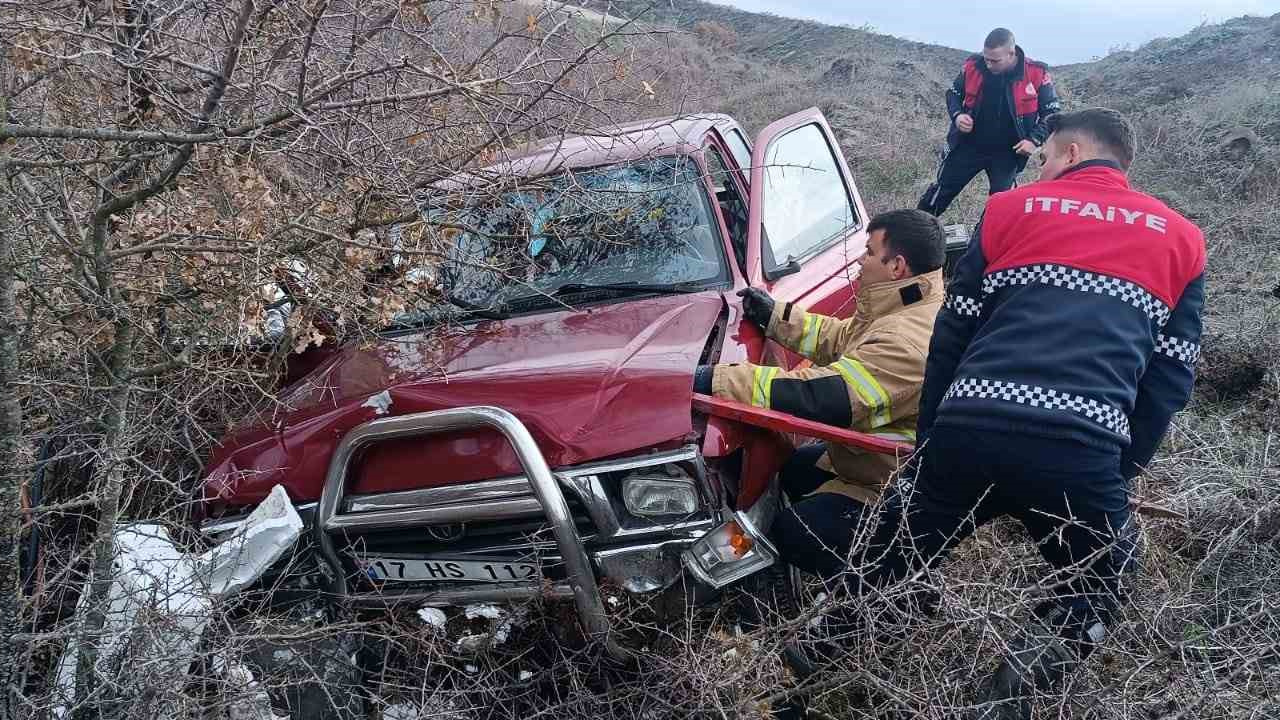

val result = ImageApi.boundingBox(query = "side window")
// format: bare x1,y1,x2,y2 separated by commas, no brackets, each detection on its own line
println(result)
760,123,857,271
704,145,749,271
724,129,752,177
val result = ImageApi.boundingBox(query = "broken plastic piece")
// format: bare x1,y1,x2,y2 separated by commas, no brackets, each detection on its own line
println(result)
52,485,303,718
202,484,305,596
360,389,393,415
417,607,448,629
217,654,287,720
463,603,505,621
454,603,524,653
456,634,490,653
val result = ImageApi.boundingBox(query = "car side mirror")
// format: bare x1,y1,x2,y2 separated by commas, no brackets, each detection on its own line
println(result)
763,258,801,281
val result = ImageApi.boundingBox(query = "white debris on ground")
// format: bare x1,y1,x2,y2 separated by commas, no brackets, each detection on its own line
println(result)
463,603,504,620
214,655,287,720
454,603,528,653
490,622,512,646
360,389,393,415
464,664,479,674
417,607,448,630
455,633,490,653
52,485,303,718
518,670,534,682
458,616,513,651
381,704,419,720
808,592,830,629
378,695,468,720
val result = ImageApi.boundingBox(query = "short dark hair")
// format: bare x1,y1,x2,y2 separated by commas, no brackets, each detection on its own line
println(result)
868,209,945,275
1046,108,1137,170
984,28,1015,49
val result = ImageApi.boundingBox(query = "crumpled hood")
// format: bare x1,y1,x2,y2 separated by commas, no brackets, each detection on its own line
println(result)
203,292,726,506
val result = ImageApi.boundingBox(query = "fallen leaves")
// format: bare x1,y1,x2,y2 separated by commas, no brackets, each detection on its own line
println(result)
292,325,327,354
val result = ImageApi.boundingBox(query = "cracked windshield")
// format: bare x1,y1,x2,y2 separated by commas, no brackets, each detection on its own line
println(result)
427,155,727,313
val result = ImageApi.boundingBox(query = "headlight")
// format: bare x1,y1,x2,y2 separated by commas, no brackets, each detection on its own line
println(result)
621,474,698,518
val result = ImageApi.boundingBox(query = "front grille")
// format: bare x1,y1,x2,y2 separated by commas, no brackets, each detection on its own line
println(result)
208,445,716,594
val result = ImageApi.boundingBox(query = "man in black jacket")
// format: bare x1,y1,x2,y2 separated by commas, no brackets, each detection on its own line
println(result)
918,28,1061,217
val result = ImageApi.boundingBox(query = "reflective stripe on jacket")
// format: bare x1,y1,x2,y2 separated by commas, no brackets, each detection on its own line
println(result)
712,270,944,503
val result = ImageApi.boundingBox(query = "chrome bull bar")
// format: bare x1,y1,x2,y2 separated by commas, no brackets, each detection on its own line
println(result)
314,406,630,661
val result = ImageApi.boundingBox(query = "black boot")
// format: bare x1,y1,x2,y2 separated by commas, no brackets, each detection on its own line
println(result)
773,641,832,720
776,612,851,720
974,633,1077,720
770,693,808,720
781,639,826,680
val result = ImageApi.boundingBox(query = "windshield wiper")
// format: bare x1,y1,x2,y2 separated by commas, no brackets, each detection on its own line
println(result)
381,294,505,333
444,291,508,320
544,281,709,297
495,281,711,315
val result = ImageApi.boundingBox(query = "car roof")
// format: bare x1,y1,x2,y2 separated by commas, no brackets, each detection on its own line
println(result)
435,113,742,189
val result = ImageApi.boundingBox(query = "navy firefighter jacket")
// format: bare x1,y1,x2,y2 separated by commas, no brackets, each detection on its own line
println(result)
919,159,1207,479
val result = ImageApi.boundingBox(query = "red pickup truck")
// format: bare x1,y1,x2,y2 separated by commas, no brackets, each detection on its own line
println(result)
197,107,899,659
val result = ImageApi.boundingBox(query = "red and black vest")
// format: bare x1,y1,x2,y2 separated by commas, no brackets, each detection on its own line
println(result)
961,55,1051,122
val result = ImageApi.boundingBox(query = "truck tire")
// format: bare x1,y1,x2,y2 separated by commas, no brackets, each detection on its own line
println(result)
733,562,804,631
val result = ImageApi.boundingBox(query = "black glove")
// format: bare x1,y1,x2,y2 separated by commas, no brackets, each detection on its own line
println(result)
692,365,715,394
737,286,775,329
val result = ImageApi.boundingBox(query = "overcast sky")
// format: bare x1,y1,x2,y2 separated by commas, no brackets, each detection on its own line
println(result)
716,0,1280,64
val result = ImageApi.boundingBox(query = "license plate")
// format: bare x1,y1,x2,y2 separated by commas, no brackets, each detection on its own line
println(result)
359,557,540,583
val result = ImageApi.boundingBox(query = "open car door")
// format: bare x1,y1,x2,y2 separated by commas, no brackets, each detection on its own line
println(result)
744,107,871,367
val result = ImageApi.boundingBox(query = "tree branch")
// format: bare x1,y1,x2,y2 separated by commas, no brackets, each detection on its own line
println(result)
0,76,503,145
93,0,258,224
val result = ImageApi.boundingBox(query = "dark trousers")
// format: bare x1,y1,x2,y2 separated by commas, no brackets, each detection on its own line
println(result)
857,425,1136,652
917,141,1024,217
769,444,869,583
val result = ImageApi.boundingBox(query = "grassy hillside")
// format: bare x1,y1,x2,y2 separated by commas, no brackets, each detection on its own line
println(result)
607,0,967,70
1062,14,1280,110
613,0,999,216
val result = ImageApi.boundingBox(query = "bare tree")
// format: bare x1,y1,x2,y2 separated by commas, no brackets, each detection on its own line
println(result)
0,133,25,720
0,1,669,715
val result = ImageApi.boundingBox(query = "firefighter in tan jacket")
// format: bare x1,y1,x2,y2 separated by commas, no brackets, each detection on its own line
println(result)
693,209,946,582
